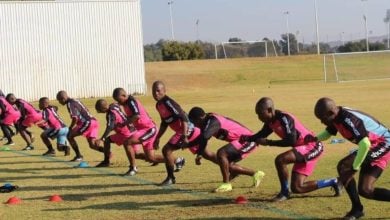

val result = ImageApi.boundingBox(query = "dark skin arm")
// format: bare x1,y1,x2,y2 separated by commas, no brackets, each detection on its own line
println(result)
259,114,297,147
153,121,168,149
69,117,77,130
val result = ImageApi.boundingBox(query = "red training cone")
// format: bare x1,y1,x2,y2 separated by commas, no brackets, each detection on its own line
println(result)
6,196,22,205
49,194,63,202
234,195,248,204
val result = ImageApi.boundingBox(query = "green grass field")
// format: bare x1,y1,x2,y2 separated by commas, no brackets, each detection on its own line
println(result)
1,55,390,219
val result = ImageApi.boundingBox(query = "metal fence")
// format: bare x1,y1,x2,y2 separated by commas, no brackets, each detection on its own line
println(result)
0,0,145,101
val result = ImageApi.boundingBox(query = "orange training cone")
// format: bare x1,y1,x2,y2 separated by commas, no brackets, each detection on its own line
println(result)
49,194,63,202
6,196,22,205
234,195,248,204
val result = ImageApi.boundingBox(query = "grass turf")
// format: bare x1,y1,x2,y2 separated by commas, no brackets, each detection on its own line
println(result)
1,55,390,219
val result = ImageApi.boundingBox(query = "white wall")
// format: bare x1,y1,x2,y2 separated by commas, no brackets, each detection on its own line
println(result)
0,0,145,101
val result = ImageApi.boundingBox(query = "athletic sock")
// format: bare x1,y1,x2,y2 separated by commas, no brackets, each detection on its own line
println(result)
373,188,390,201
47,144,54,151
1,125,13,142
165,163,175,179
317,178,337,189
345,179,363,211
72,143,82,157
281,180,289,195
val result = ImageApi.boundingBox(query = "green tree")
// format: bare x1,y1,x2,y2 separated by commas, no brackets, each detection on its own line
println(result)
161,41,204,61
228,37,242,42
337,40,385,52
279,33,298,55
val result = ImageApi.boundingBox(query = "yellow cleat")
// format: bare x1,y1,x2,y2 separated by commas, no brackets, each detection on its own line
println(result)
253,170,265,188
214,183,233,193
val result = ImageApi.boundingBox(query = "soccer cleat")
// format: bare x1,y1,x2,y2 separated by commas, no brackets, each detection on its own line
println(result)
64,146,71,156
271,192,290,202
158,177,176,186
343,209,364,220
174,157,185,172
22,145,34,151
70,156,83,162
331,179,343,197
214,183,233,193
123,166,138,176
95,161,110,167
252,170,265,188
42,150,56,157
4,141,15,146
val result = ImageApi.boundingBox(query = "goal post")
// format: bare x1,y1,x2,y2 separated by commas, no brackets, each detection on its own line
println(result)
323,50,390,83
215,40,277,59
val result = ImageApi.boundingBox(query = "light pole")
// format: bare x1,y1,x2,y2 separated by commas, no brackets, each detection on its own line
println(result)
363,15,369,52
340,32,345,46
168,1,175,40
314,0,320,54
296,30,300,53
387,20,390,49
385,9,390,49
361,0,369,52
284,11,290,56
196,19,200,42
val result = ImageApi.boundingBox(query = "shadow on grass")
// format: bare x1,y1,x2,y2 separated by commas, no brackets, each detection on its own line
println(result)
250,193,339,203
0,167,76,174
0,155,30,159
26,188,185,201
0,160,66,165
188,218,292,220
4,173,113,181
42,197,232,211
21,183,137,191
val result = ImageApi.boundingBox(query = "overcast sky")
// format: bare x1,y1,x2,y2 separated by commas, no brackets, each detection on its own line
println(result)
141,0,390,44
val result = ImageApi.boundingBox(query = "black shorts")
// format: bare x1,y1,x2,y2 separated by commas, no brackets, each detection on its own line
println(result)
220,142,256,163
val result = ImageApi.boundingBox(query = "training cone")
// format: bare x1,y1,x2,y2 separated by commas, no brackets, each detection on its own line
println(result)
49,194,63,202
74,161,89,168
4,183,13,188
235,195,248,204
6,196,22,205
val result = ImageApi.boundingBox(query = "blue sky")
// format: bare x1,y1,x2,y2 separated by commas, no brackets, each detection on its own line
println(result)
141,0,390,44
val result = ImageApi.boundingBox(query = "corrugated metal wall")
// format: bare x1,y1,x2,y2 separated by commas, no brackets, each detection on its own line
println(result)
0,0,145,101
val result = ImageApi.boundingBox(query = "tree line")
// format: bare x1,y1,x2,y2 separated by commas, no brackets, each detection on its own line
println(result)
144,34,389,62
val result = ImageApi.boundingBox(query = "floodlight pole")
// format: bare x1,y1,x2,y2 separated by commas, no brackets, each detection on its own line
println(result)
314,0,320,55
296,30,300,53
387,21,390,49
284,11,290,56
168,1,175,40
340,32,345,46
361,0,369,52
363,15,369,52
196,19,199,41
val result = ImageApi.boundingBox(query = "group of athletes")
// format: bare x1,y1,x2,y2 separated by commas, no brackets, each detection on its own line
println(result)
1,81,389,219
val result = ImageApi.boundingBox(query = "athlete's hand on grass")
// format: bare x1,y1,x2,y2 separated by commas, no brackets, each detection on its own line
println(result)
195,155,202,165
